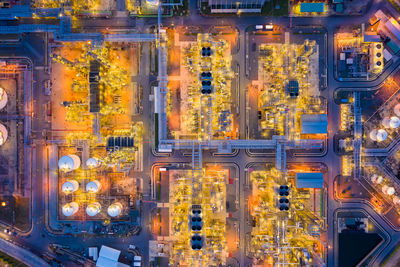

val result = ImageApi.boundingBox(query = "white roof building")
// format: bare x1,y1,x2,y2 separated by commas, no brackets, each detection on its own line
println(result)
96,246,129,267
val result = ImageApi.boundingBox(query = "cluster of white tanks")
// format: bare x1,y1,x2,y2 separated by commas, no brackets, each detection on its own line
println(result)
61,179,102,194
62,202,123,217
370,107,400,142
0,87,8,146
58,155,100,172
371,174,400,205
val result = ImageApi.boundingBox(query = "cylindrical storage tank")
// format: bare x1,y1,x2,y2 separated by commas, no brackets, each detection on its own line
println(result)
0,123,8,146
395,104,400,117
369,129,377,141
393,196,400,205
376,129,388,142
86,180,101,193
390,116,400,129
146,0,159,6
382,117,391,128
62,180,79,194
62,202,79,217
86,202,101,217
0,87,8,110
86,157,99,169
58,155,81,172
382,185,395,196
107,202,122,217
387,187,395,196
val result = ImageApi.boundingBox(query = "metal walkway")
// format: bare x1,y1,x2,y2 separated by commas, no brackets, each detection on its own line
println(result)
353,91,362,179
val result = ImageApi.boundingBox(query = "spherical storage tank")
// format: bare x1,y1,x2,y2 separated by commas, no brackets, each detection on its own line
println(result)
390,116,400,129
146,0,159,6
62,180,79,194
0,87,7,111
371,174,383,184
86,202,101,216
86,180,101,193
62,202,79,217
393,196,400,205
382,117,391,128
86,157,99,169
375,129,388,142
394,104,400,117
369,129,377,141
382,185,395,196
107,202,122,217
58,155,81,172
0,123,8,146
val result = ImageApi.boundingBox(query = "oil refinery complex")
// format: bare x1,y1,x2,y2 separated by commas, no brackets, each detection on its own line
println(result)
2,0,400,267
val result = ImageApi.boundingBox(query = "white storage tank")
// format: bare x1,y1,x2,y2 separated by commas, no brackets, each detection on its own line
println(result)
382,117,391,128
395,104,400,117
382,185,395,196
86,157,100,169
58,155,81,172
0,123,8,146
107,202,122,217
369,129,377,141
389,116,400,129
86,202,101,216
393,196,400,205
86,180,101,193
376,129,388,142
146,0,159,6
61,180,79,194
62,202,79,217
0,87,7,110
371,175,383,184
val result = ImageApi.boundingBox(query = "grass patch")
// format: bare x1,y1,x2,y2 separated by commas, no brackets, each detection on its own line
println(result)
261,0,289,16
0,250,29,267
200,1,211,14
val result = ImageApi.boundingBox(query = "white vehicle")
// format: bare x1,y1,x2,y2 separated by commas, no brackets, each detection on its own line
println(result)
265,24,273,30
255,25,263,30
128,244,136,250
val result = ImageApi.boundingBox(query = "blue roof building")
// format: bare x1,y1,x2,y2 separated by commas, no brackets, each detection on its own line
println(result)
295,173,324,188
300,3,325,13
301,114,328,134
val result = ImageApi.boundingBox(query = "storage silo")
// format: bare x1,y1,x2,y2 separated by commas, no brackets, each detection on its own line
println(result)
58,155,81,172
382,117,391,128
382,185,395,196
86,157,100,169
86,202,101,216
389,116,400,129
107,202,122,217
86,180,101,193
0,123,8,146
371,175,383,184
376,129,388,142
394,104,400,117
0,87,7,110
62,202,79,217
369,129,377,141
61,180,79,194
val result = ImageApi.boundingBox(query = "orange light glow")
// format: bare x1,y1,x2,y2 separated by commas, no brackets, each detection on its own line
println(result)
1,202,6,207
